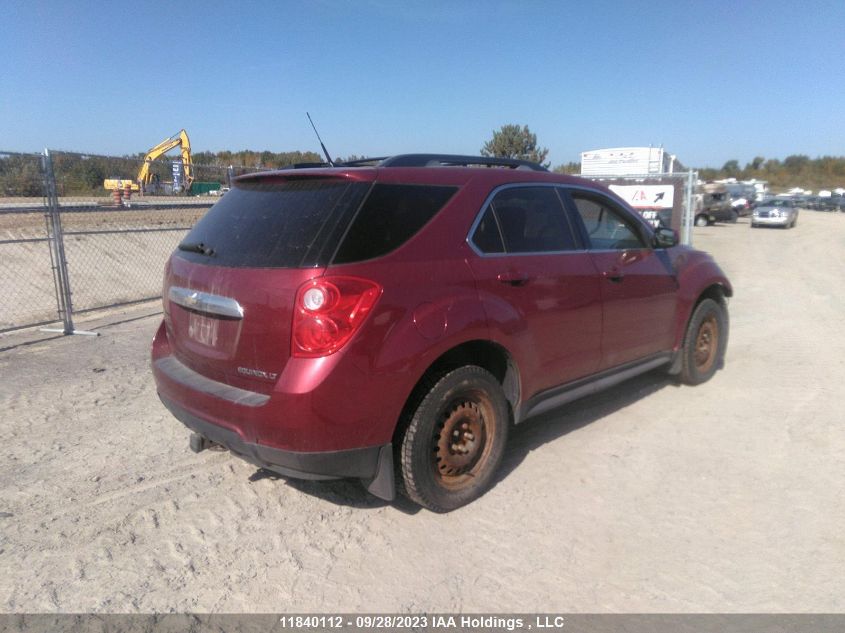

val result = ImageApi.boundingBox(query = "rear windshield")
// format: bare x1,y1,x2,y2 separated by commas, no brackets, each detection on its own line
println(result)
176,179,370,268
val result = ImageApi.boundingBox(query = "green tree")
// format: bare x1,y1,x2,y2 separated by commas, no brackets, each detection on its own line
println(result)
0,154,43,196
552,162,581,175
481,124,549,167
763,158,781,172
748,156,765,171
722,159,740,175
783,154,810,170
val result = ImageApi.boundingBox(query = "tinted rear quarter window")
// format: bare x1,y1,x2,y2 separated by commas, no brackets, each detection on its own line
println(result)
332,184,457,264
177,179,369,268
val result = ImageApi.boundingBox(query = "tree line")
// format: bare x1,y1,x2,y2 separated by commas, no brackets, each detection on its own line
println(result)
480,125,845,190
696,155,845,190
3,126,844,197
0,150,324,197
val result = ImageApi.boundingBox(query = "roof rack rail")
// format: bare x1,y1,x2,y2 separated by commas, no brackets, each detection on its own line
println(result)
284,161,337,170
378,154,548,172
275,154,548,171
279,157,387,169
339,157,388,167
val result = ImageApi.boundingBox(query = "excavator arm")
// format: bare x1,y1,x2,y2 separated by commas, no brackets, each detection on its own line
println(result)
136,129,193,190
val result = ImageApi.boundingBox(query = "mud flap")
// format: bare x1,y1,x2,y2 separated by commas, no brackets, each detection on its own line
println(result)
362,443,395,501
668,349,683,375
189,432,221,453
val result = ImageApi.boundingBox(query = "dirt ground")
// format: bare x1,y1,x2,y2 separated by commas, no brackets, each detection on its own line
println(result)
0,211,843,613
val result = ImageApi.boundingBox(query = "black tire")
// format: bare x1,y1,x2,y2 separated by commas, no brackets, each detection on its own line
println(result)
397,366,509,512
680,298,728,385
730,209,739,223
695,214,709,228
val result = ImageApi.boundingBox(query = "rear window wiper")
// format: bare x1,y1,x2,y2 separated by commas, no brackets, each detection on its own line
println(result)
178,241,215,256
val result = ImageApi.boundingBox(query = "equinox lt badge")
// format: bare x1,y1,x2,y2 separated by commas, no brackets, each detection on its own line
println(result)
237,367,279,380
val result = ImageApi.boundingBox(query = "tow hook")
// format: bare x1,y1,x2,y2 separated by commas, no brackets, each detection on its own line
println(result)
189,433,218,453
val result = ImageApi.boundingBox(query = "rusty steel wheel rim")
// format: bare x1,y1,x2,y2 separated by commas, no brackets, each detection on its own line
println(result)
694,314,719,373
432,397,490,488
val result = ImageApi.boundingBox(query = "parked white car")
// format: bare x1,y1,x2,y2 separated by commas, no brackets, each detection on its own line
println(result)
751,198,798,229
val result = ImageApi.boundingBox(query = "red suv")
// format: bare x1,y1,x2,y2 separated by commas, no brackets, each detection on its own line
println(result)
152,154,731,512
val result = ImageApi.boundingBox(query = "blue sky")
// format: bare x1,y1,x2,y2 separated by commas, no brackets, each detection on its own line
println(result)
2,0,843,168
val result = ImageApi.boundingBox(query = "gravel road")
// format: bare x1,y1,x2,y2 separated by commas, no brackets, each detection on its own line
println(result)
1,211,843,612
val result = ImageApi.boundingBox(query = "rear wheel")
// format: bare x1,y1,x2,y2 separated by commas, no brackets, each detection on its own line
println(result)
680,298,728,385
397,366,509,512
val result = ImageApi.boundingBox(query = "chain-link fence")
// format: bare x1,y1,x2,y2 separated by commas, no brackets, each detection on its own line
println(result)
50,151,222,317
579,171,697,245
0,152,58,332
1,149,265,334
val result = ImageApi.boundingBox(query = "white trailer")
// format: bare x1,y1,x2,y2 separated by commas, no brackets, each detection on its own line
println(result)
580,147,677,176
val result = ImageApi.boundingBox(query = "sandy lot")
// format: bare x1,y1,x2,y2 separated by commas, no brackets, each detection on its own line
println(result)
0,211,843,613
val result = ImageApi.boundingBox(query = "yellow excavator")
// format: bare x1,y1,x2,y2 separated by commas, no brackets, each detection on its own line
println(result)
104,129,194,193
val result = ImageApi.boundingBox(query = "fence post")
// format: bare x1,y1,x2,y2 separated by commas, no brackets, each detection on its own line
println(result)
683,169,695,246
39,149,98,337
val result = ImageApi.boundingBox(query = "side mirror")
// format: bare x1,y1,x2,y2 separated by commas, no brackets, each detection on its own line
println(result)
653,227,678,248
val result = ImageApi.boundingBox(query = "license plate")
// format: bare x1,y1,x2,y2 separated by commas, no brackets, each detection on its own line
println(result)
188,312,219,347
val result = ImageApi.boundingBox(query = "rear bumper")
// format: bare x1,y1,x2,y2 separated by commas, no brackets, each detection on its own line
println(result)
159,393,395,500
707,209,734,223
150,318,405,453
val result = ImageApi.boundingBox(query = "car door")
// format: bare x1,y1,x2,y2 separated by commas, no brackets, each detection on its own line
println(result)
562,188,679,369
467,185,603,396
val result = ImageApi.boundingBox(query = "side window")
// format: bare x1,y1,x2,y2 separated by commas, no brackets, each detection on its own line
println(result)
474,186,576,254
471,207,505,253
568,192,646,250
333,184,457,264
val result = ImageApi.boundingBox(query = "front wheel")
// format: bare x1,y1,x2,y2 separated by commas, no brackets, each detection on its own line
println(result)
695,214,709,227
397,366,509,512
680,298,728,385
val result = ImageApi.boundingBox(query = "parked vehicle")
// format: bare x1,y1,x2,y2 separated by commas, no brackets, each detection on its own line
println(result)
804,196,822,210
151,154,732,511
790,194,810,209
724,182,756,217
580,146,679,176
751,198,799,228
815,195,842,212
694,183,735,226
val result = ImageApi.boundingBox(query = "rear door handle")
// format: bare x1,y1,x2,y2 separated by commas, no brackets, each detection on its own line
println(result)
497,271,531,287
603,267,624,283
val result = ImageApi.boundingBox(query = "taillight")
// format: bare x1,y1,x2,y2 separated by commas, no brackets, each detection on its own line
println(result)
292,276,382,358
